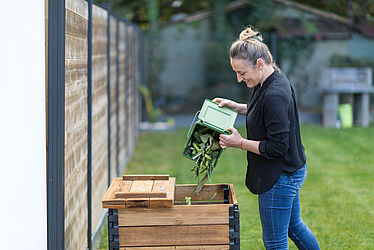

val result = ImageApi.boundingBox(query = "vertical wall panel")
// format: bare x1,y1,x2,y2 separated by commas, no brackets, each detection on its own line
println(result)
127,25,135,155
118,21,126,171
110,16,117,180
92,4,108,236
124,23,130,159
64,0,88,249
134,28,141,145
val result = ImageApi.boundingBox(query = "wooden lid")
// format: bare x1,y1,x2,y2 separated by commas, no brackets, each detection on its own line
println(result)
102,175,175,208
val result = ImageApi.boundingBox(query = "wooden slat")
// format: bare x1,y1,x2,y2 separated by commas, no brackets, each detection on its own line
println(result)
115,192,167,199
102,179,132,208
229,184,238,205
174,201,226,205
120,245,229,249
102,178,123,206
123,175,169,181
174,184,225,202
130,180,153,193
103,177,176,208
119,225,229,247
152,180,171,193
118,204,229,227
150,177,175,208
120,181,133,193
125,198,149,208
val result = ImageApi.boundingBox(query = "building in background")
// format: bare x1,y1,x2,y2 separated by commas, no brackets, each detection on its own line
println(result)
156,0,374,124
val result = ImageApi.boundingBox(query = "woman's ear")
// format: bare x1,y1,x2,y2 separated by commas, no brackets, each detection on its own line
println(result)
256,58,264,71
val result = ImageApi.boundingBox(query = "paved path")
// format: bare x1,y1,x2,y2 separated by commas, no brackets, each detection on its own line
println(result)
162,112,321,129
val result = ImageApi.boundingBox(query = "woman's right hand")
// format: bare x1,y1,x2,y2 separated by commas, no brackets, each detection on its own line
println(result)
212,97,247,115
212,97,238,110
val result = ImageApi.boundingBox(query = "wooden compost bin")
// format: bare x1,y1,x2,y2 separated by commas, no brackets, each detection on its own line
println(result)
102,175,240,250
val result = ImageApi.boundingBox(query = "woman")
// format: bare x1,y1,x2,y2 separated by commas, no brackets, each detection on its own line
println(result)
213,26,320,250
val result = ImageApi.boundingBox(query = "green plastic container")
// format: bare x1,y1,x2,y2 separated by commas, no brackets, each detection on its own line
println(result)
183,99,237,164
338,103,353,128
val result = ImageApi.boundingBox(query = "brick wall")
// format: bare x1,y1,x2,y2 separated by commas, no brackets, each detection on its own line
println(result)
109,15,117,179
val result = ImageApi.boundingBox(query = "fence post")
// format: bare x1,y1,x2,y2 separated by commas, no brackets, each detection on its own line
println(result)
87,0,93,249
124,20,129,161
132,24,136,153
104,4,111,187
136,27,141,141
115,15,120,177
47,0,65,249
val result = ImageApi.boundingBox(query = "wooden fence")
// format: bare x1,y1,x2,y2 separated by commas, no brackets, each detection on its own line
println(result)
47,0,143,249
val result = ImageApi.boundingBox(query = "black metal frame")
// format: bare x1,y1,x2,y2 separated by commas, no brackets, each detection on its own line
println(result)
223,184,241,249
229,204,240,250
107,209,119,250
124,20,129,158
224,184,230,204
115,15,120,177
87,0,93,249
131,24,137,150
104,4,111,188
47,0,65,249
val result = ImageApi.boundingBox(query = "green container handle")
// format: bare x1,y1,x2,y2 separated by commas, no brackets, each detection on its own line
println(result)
187,110,200,138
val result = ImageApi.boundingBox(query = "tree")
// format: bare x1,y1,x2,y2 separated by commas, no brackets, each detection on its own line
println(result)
96,0,374,28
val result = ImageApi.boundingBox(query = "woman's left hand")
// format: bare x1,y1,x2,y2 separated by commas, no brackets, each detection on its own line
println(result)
219,127,243,149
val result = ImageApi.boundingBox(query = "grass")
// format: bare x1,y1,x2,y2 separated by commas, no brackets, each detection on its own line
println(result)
98,124,374,249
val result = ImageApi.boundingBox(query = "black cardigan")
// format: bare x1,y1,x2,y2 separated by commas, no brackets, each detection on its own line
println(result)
245,69,306,194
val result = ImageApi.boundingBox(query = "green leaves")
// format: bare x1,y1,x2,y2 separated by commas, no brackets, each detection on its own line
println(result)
188,127,221,195
185,196,192,205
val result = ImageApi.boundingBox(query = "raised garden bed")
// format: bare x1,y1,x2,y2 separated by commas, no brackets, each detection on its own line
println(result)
102,175,240,249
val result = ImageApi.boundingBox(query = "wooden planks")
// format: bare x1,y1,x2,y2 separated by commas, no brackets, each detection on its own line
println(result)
117,205,229,227
174,184,226,202
123,175,170,181
91,4,108,235
102,176,175,208
120,246,229,250
64,0,89,249
229,184,238,205
115,192,167,199
150,178,176,208
118,225,229,247
104,182,239,249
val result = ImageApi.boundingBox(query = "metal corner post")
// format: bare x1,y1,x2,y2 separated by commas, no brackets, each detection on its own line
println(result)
124,20,129,158
87,0,93,249
115,16,120,177
105,4,111,187
47,0,66,249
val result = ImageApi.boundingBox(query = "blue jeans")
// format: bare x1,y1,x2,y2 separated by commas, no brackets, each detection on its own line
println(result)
258,164,320,250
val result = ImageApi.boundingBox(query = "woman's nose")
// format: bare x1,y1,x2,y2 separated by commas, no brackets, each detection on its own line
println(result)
236,74,242,83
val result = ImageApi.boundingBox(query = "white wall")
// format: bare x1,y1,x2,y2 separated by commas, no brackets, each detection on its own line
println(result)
0,1,47,249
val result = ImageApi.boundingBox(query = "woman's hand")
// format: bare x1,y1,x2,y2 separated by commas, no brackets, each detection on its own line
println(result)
212,97,247,115
219,127,243,149
212,97,238,110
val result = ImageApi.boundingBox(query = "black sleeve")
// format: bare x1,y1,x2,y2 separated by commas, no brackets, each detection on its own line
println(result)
259,95,290,160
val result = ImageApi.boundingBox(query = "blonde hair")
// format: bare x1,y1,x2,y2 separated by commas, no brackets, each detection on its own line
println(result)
230,26,278,69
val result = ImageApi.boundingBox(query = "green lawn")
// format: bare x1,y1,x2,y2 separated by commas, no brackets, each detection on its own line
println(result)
98,124,374,249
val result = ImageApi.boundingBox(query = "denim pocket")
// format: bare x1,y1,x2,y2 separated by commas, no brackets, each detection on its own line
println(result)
289,164,307,189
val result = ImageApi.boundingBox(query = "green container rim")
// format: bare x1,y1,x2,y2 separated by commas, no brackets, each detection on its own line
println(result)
198,99,237,133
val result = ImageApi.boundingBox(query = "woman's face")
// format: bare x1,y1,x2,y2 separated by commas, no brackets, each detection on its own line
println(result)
230,58,262,88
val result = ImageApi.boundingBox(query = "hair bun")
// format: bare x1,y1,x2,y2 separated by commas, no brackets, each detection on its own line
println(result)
239,27,263,42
